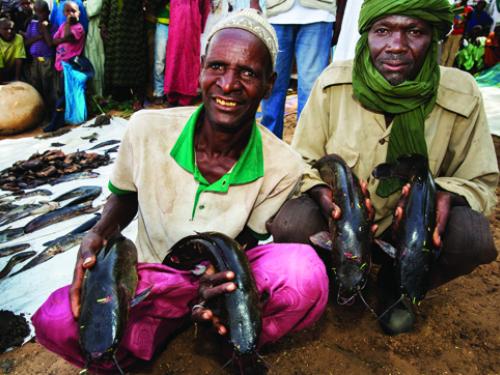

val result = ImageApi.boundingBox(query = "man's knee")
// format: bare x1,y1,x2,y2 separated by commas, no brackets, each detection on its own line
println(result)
266,195,328,244
434,206,497,285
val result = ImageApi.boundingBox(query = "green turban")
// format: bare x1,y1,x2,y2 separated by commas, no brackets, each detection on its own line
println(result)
352,0,453,197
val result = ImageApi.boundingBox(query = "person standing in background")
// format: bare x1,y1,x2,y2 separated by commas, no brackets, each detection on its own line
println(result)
152,0,169,105
441,0,473,67
250,0,335,139
23,0,57,116
50,0,87,31
163,0,210,106
84,0,104,96
99,0,146,109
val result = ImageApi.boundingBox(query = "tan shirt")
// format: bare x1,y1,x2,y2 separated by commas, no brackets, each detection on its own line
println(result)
111,106,305,262
293,60,499,235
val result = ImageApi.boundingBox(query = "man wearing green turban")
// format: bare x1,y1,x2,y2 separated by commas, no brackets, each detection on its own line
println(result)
267,0,499,335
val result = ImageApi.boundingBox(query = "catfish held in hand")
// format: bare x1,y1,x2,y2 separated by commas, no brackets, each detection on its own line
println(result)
164,232,264,374
310,154,373,304
78,236,150,375
372,154,438,305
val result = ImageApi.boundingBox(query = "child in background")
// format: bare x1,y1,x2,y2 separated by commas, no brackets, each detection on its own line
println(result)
44,0,84,131
0,17,26,82
23,0,57,116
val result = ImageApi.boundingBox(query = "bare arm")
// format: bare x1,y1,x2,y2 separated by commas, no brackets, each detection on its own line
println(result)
52,22,75,46
249,0,262,11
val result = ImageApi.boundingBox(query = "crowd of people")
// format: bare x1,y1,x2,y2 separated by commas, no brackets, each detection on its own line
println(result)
441,0,499,73
0,0,498,135
0,0,499,373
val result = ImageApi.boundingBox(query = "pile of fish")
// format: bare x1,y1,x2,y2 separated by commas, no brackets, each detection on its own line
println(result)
0,186,103,279
310,154,373,305
79,236,150,375
164,232,265,375
0,149,110,191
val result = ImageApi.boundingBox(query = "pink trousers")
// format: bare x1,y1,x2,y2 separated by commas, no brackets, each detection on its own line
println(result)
32,243,328,372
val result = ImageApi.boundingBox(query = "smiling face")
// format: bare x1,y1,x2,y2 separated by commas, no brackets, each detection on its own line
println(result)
200,28,275,133
368,15,432,86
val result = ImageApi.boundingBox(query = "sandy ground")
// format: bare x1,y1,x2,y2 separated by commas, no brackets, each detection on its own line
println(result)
0,115,499,375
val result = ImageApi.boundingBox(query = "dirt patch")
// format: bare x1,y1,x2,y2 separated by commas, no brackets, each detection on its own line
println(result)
0,120,498,375
0,311,30,354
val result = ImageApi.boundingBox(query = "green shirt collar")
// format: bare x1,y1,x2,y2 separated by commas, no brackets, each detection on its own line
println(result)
170,105,264,190
170,105,264,219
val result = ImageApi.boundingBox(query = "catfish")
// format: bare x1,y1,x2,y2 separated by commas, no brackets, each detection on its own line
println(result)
78,236,150,374
164,232,265,374
372,154,438,305
310,154,373,304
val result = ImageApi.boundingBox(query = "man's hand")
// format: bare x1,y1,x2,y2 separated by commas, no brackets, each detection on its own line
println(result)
308,182,377,233
394,185,452,248
69,230,106,319
191,264,236,335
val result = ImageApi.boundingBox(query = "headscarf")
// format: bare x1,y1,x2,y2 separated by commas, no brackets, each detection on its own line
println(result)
205,8,278,70
352,0,453,197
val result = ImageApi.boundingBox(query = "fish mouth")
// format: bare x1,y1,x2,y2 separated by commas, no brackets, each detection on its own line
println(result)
336,263,367,298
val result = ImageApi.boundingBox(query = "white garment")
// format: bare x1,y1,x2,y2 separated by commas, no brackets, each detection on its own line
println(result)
267,1,334,24
332,0,362,62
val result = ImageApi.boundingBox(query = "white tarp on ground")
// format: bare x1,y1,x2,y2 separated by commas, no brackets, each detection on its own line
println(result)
480,86,500,137
0,116,137,342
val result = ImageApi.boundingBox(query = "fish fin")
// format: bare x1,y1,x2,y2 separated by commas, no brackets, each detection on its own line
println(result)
130,286,153,308
374,239,397,258
309,231,332,251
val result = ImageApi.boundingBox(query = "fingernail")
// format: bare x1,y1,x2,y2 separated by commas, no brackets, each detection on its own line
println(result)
226,271,234,279
227,283,236,292
83,257,92,266
202,312,210,319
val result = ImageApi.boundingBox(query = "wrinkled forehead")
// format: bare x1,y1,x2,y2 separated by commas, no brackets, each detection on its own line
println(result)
369,14,432,29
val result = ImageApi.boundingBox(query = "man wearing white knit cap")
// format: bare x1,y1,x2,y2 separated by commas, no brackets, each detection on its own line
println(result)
32,9,329,373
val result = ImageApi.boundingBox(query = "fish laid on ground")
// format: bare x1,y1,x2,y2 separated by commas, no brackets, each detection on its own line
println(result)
85,114,112,127
0,243,30,258
372,154,438,305
43,214,101,247
52,186,102,207
87,140,120,151
9,233,85,277
81,132,99,142
0,251,37,279
24,202,100,233
50,142,66,147
12,189,52,198
0,202,60,227
79,236,149,374
310,154,373,304
0,228,25,244
104,145,119,156
49,172,100,186
35,127,71,139
164,232,264,374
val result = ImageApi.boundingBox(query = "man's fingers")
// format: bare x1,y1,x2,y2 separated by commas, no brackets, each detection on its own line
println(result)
432,226,442,248
331,202,341,220
200,270,234,285
70,260,85,319
401,183,411,197
371,224,378,234
199,281,236,300
192,307,227,335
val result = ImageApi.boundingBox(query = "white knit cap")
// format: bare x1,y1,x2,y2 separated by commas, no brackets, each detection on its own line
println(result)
206,8,278,70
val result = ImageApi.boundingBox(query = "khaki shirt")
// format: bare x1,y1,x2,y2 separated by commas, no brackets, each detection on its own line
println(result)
111,106,305,262
293,60,499,235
